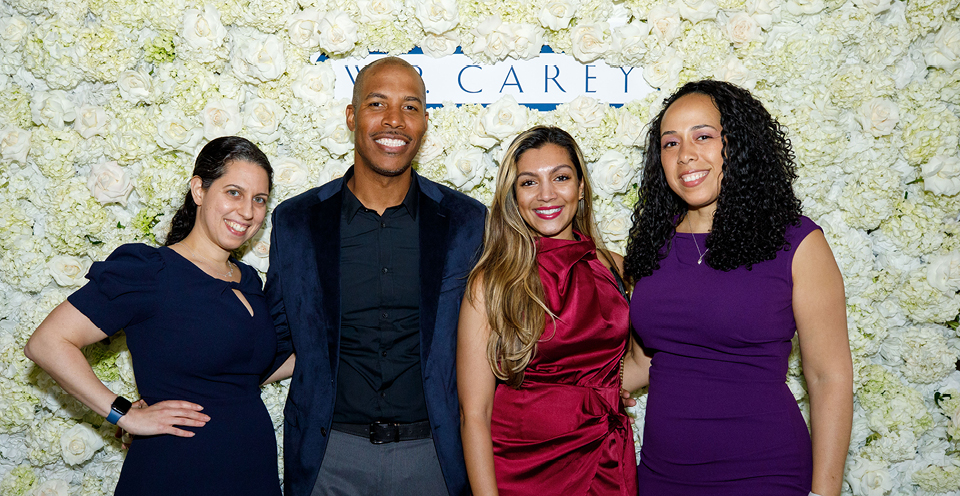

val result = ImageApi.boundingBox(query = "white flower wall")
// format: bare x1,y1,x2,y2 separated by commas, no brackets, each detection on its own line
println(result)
0,0,958,494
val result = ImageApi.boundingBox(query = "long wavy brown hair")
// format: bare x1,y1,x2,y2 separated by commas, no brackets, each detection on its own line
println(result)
467,126,619,387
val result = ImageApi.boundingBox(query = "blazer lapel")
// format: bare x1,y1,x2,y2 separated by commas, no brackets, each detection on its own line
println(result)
308,190,343,376
418,194,450,362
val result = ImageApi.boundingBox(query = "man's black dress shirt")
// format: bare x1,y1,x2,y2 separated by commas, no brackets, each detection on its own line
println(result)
333,173,427,424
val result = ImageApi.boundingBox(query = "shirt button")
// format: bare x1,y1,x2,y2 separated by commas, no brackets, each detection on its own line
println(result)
380,392,386,398
381,312,388,319
382,267,388,274
381,351,387,357
380,222,386,228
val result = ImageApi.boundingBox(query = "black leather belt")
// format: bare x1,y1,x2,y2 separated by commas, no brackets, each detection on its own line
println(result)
331,421,432,444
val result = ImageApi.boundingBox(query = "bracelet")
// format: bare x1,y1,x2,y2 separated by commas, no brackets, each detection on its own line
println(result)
619,355,626,390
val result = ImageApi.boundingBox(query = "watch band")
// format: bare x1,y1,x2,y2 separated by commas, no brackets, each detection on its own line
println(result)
106,396,132,424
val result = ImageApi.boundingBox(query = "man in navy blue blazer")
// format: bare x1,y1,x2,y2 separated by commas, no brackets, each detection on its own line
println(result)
265,57,485,496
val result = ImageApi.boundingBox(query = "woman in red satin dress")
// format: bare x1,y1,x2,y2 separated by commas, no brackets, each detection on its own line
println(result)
458,126,648,496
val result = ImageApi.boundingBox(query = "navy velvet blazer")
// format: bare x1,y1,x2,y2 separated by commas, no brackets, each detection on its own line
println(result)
265,170,486,496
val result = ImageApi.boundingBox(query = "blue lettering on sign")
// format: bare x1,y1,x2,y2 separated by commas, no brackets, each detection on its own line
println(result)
620,67,634,92
500,66,523,93
459,66,482,94
585,65,597,93
544,65,565,93
344,65,363,84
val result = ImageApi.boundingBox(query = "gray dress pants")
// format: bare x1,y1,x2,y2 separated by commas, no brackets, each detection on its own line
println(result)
310,429,448,496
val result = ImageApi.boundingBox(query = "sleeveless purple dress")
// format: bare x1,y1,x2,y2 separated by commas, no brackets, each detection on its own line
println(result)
630,217,819,495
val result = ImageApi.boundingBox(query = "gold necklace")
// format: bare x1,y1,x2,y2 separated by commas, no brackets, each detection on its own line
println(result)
180,242,235,278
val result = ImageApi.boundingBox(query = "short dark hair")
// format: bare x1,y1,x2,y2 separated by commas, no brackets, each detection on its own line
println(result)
350,57,426,108
165,136,273,246
624,79,802,279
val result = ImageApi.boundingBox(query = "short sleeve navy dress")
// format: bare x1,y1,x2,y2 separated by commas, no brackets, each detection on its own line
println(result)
68,244,282,496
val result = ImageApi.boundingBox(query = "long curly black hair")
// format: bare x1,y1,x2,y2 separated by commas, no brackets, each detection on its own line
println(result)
165,136,273,246
623,80,802,281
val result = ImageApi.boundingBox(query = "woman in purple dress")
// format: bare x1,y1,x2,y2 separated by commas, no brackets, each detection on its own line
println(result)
623,81,853,496
25,137,293,495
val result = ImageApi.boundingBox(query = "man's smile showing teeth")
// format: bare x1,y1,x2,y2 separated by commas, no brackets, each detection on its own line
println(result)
225,220,248,233
376,138,406,147
681,171,708,184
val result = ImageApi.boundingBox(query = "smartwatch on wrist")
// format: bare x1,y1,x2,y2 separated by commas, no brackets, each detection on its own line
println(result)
106,396,132,424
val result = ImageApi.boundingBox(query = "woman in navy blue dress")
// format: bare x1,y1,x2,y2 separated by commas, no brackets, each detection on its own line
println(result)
25,137,293,495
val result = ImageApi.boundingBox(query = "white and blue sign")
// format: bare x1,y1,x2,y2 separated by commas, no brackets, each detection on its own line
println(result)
316,47,652,110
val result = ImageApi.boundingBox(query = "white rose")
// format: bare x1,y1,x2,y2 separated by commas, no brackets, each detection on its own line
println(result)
180,6,227,62
292,63,336,106
415,131,445,164
922,155,960,196
319,158,350,184
852,0,892,14
856,98,899,137
74,105,110,139
726,12,761,47
470,15,512,61
320,117,353,157
845,457,894,496
30,479,70,496
538,0,575,30
612,22,647,64
647,4,682,44
60,423,104,465
923,25,960,72
597,203,633,243
273,156,309,189
231,31,286,83
117,69,154,103
243,98,285,144
510,23,545,60
714,56,757,90
318,10,359,54
927,253,960,293
477,95,528,141
157,113,203,152
745,0,781,29
87,160,134,206
417,0,459,35
0,128,31,163
0,15,30,45
444,147,489,190
47,255,91,287
421,31,460,58
240,237,270,273
589,150,634,195
615,111,645,147
31,90,76,129
675,0,720,23
643,47,683,89
567,95,607,128
571,22,610,63
785,0,825,16
286,9,322,49
202,99,243,141
358,0,399,22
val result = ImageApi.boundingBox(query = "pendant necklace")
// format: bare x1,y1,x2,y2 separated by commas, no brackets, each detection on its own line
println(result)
691,233,708,265
180,242,235,278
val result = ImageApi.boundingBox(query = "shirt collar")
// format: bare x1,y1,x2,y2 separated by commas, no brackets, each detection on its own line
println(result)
341,167,419,222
